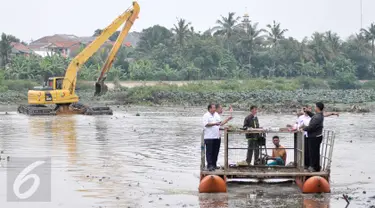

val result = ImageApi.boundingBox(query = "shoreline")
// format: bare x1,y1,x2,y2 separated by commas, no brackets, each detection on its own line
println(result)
0,95,375,114
1,83,375,113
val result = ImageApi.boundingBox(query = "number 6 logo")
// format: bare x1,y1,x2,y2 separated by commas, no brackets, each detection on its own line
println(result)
13,161,46,199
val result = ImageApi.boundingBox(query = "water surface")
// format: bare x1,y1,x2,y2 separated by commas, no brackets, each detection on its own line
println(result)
0,105,374,208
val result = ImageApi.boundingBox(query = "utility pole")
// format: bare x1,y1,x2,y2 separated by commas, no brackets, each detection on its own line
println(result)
360,0,363,29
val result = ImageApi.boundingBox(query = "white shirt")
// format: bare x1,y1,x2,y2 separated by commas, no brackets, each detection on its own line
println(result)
214,112,222,123
297,114,311,137
215,112,222,137
202,111,220,139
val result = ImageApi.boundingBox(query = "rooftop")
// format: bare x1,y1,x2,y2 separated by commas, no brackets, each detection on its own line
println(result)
11,42,33,54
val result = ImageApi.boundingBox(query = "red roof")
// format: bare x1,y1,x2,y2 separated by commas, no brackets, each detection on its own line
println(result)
11,42,32,53
48,41,80,48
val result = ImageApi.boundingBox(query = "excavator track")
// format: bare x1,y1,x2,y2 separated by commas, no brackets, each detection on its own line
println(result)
17,104,56,116
70,103,113,115
17,103,113,116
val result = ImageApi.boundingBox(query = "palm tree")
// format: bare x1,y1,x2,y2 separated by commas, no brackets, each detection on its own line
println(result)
266,20,288,47
171,18,191,48
237,22,266,72
291,37,314,63
325,31,341,57
346,33,370,55
361,23,375,57
309,32,330,64
212,12,241,50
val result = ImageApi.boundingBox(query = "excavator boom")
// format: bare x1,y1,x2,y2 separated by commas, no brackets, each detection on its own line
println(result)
95,7,139,96
63,1,140,95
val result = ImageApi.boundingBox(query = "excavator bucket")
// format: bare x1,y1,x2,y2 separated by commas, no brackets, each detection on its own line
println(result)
94,81,108,96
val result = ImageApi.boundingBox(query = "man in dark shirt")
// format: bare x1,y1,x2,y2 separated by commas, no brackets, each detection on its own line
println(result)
302,102,325,172
302,105,338,170
243,105,260,165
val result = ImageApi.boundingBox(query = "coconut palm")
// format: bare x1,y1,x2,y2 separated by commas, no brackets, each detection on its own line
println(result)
237,22,266,71
309,32,330,64
213,12,241,39
171,18,191,48
266,20,288,47
325,31,341,57
212,12,241,50
360,23,375,57
346,33,370,55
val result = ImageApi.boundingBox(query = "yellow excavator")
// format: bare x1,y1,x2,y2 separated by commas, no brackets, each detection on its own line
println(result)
18,1,140,116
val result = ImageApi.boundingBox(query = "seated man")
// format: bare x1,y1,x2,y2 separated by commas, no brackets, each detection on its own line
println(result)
266,136,287,166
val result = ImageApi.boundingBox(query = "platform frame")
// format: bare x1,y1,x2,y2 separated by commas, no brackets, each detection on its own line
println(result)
200,128,335,182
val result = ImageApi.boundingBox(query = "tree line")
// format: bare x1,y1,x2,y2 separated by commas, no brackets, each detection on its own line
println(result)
1,13,375,89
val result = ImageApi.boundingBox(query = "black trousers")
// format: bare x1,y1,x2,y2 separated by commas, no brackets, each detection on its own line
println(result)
307,136,323,171
246,139,260,164
205,139,220,168
304,135,309,168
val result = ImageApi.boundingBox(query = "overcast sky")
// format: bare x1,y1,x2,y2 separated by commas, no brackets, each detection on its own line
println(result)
1,0,374,43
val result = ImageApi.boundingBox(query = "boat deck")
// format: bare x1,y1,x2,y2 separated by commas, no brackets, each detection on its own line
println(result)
201,166,328,179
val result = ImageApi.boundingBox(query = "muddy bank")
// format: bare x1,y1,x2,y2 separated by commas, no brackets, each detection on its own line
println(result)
1,89,374,113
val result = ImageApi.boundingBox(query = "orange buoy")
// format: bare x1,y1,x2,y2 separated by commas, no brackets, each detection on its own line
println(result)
199,175,227,193
302,176,330,193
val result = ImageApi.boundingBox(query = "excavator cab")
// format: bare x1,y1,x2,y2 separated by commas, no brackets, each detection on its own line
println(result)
47,77,64,90
31,77,64,91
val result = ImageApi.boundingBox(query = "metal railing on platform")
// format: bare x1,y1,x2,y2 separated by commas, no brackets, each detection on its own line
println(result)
200,128,335,175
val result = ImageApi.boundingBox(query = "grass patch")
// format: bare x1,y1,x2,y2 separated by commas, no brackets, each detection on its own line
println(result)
3,80,38,91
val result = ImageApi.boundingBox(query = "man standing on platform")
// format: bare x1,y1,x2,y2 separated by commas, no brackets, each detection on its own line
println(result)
299,105,339,170
202,103,221,171
213,104,233,169
302,102,325,172
243,105,261,165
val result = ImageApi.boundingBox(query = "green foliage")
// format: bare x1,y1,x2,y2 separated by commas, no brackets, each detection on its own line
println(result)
4,18,375,91
3,80,37,91
362,80,375,89
329,71,360,89
0,33,12,67
0,70,7,92
94,83,375,106
76,81,94,91
296,77,330,89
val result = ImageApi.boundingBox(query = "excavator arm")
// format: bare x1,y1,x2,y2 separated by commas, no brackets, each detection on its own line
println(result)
94,8,139,96
62,1,140,95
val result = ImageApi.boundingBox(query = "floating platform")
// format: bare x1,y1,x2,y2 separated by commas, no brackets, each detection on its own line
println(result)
201,167,329,178
199,128,335,194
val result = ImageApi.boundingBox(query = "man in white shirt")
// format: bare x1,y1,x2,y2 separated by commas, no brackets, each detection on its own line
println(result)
202,103,221,171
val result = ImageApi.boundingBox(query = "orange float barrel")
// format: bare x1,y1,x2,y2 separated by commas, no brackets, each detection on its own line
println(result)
302,176,330,193
199,175,227,193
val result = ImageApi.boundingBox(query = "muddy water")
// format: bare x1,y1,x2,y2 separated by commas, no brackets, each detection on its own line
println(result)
0,105,374,208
